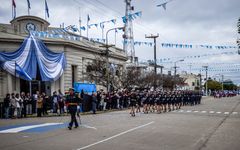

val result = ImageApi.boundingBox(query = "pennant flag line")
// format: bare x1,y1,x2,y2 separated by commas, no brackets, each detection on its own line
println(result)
161,43,237,50
122,11,142,23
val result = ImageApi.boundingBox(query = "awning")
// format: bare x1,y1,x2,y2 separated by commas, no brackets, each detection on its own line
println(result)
0,35,66,81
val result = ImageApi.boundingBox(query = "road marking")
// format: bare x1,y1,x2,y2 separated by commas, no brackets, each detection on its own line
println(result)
179,110,184,113
232,112,238,115
194,111,199,113
201,111,207,113
216,112,222,114
81,125,97,130
209,111,215,114
224,112,229,115
186,110,192,113
0,123,63,133
76,121,154,150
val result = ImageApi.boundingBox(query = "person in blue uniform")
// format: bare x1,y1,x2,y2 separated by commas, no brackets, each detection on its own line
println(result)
66,88,80,130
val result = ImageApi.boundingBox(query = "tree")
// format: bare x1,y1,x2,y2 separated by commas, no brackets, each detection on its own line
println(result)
205,80,222,90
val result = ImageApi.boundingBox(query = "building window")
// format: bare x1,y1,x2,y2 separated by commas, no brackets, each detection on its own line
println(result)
72,65,77,87
192,82,195,86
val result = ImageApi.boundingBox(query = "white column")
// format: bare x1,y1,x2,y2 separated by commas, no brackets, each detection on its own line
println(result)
7,73,13,93
60,74,65,93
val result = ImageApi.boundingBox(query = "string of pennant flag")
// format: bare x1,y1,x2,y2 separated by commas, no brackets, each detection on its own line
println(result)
137,51,238,65
123,40,237,50
79,11,142,31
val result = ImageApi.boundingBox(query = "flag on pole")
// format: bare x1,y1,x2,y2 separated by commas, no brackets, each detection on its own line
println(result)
87,14,90,22
12,0,16,18
45,0,49,18
87,14,90,38
27,0,31,15
27,0,31,9
15,63,32,81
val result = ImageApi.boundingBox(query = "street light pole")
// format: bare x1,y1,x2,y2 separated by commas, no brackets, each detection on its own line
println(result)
145,34,159,89
104,27,124,92
203,66,208,96
173,59,184,90
221,74,224,91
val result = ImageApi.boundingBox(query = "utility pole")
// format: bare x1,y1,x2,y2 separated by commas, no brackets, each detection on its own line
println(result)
221,74,224,91
173,59,184,90
145,34,159,89
203,66,208,96
237,17,240,55
123,0,135,63
189,63,192,74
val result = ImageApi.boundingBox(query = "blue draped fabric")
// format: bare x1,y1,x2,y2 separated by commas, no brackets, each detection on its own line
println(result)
0,35,66,81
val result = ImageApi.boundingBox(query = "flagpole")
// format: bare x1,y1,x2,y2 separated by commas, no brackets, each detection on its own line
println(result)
79,7,82,37
15,61,17,91
87,19,89,39
102,27,104,40
12,4,13,19
115,29,117,46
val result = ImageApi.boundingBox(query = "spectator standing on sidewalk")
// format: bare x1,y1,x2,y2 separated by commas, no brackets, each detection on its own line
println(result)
37,95,43,117
21,92,27,118
25,93,32,115
52,91,59,115
58,89,65,115
15,93,23,118
42,92,49,116
3,93,10,119
10,93,16,118
92,92,97,114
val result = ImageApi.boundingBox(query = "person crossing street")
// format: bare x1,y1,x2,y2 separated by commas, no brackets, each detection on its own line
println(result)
65,88,80,130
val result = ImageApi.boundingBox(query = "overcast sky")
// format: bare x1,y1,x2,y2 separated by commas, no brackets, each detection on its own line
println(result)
0,0,239,84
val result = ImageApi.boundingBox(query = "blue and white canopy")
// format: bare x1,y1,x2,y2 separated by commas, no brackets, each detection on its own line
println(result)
0,35,66,81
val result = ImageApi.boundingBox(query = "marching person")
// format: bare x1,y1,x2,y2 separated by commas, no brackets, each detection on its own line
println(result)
65,88,80,130
129,91,137,117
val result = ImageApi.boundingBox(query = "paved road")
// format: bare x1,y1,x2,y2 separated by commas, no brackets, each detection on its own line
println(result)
0,96,239,150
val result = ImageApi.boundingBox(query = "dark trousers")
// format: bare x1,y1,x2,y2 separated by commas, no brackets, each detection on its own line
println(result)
37,108,42,117
69,111,78,127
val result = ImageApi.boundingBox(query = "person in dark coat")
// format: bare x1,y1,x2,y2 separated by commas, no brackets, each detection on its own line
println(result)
65,88,80,130
92,92,97,114
4,93,10,119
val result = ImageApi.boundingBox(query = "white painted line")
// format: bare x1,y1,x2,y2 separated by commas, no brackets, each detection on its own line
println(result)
201,111,207,113
216,112,222,114
76,121,154,150
194,111,199,113
0,123,63,133
232,112,238,115
224,112,230,115
23,136,29,138
186,110,192,113
81,125,97,130
179,110,184,113
209,111,215,114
